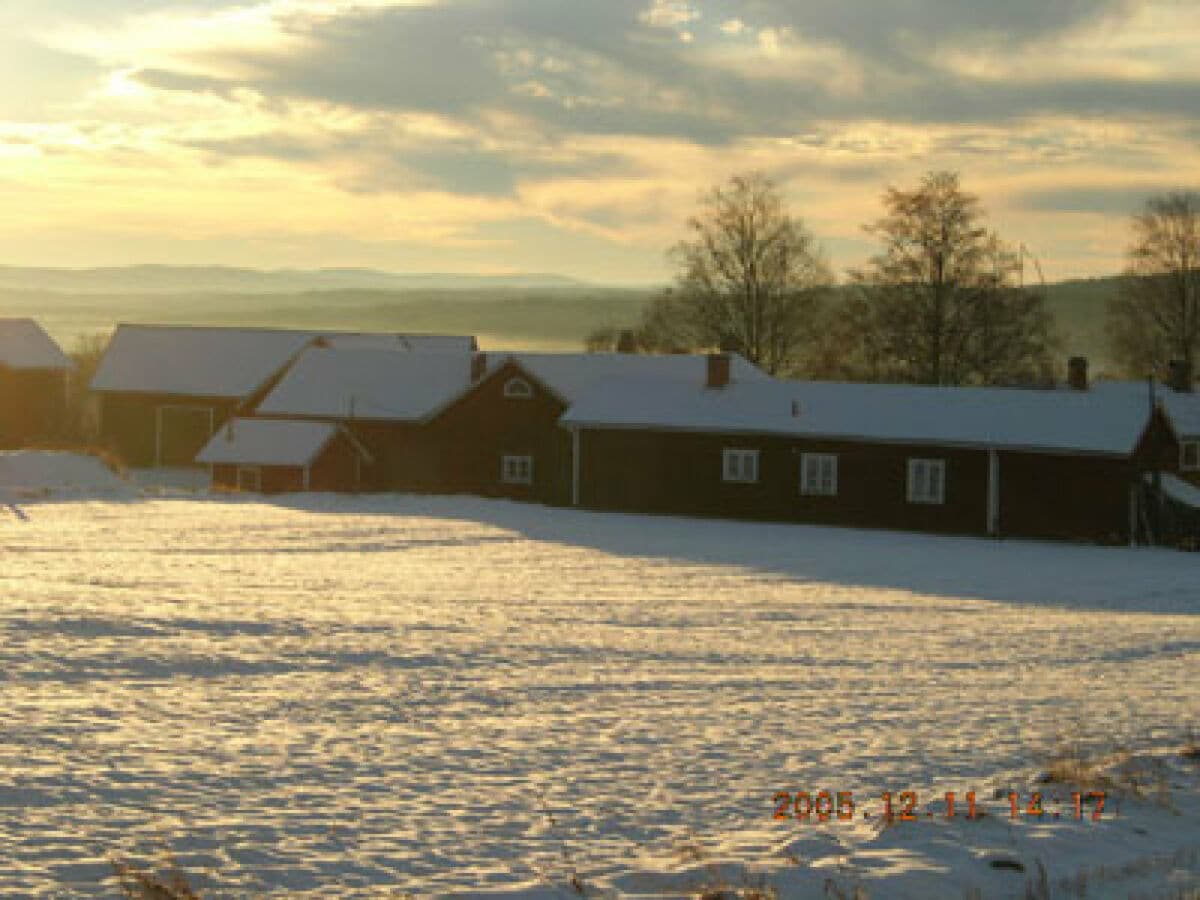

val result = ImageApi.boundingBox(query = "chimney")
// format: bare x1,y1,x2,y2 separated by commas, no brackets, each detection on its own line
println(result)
706,352,731,389
471,352,487,382
616,329,637,354
1067,356,1088,391
1168,359,1194,393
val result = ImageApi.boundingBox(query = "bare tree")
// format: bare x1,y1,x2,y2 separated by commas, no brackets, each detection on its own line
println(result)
654,172,832,375
845,171,1056,386
1106,191,1200,378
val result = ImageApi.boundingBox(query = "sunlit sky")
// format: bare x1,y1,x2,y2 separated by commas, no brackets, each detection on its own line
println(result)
4,0,1199,283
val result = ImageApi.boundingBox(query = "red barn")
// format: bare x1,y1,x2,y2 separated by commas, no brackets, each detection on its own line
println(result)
0,319,73,446
89,325,476,468
249,345,477,490
197,418,372,493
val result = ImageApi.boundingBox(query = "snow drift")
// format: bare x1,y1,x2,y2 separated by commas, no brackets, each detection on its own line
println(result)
0,451,133,500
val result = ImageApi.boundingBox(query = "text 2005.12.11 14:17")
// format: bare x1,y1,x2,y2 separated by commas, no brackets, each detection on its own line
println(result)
772,790,1109,822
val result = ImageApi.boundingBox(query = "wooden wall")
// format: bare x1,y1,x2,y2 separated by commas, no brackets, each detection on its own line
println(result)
576,427,1145,541
0,367,68,447
426,360,573,505
98,393,239,467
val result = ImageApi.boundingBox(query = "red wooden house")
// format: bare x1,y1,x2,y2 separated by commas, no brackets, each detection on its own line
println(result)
560,354,1179,544
423,352,768,505
0,319,73,446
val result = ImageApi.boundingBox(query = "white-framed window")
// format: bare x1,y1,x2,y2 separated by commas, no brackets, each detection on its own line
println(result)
236,465,262,493
503,377,534,399
501,455,534,485
907,458,946,504
722,448,759,483
1182,440,1200,472
800,453,838,496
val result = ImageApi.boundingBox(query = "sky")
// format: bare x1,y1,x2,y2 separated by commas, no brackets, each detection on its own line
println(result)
3,0,1199,284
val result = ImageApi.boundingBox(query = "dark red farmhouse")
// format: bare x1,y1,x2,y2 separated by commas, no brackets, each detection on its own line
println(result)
0,319,73,446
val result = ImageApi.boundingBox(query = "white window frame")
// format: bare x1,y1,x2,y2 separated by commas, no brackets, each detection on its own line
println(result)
501,454,534,485
800,453,838,496
236,465,262,493
503,377,534,399
907,458,946,505
722,448,759,484
1181,439,1200,472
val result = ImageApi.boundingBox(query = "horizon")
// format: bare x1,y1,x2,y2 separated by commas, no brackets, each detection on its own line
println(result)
3,2,1198,283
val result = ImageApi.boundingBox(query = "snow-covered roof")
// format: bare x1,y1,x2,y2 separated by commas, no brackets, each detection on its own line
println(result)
90,325,476,398
485,352,768,403
1156,473,1200,509
0,319,73,371
1091,381,1200,437
196,418,339,466
255,346,475,421
561,377,1159,456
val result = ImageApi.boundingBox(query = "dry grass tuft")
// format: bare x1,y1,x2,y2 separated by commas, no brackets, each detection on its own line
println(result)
110,851,201,899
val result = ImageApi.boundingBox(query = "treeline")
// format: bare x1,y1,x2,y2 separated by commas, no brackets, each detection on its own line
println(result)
587,171,1199,386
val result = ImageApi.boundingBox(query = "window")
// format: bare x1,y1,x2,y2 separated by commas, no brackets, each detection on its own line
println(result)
236,466,262,493
722,448,759,483
1182,440,1200,472
800,453,838,496
907,458,946,504
503,377,534,399
501,455,534,485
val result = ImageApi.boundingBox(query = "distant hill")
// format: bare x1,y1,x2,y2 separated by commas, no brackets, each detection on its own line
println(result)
0,265,588,294
2,266,1124,373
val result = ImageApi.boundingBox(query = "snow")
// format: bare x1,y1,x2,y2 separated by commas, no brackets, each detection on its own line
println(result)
1092,380,1200,437
486,352,768,403
196,418,340,466
1159,473,1200,509
563,377,1159,456
0,451,131,499
255,347,475,420
0,318,73,370
90,326,475,399
1,489,1197,898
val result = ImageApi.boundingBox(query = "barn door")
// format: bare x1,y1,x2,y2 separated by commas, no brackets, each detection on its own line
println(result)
156,405,215,467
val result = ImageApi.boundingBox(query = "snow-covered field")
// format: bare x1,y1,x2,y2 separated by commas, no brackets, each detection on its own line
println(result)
1,470,1198,898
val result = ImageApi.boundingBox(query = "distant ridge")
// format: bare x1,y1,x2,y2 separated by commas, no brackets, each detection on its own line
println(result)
0,265,589,294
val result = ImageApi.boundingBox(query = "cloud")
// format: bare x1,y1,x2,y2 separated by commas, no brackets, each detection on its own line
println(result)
1016,184,1186,215
4,0,1200,282
637,0,699,29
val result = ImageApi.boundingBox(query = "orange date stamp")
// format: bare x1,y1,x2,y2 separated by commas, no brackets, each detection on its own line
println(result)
772,790,1109,823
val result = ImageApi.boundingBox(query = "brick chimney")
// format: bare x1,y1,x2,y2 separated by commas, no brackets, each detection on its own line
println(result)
1067,356,1088,391
471,352,487,382
1168,359,1194,393
706,353,731,389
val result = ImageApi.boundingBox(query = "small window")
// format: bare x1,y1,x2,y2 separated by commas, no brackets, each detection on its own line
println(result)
907,458,946,504
236,465,262,493
503,377,534,399
800,453,838,496
1182,440,1200,472
722,448,759,483
501,455,534,485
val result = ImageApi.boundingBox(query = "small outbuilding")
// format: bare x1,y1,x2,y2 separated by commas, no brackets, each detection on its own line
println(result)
0,319,73,446
196,417,373,494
